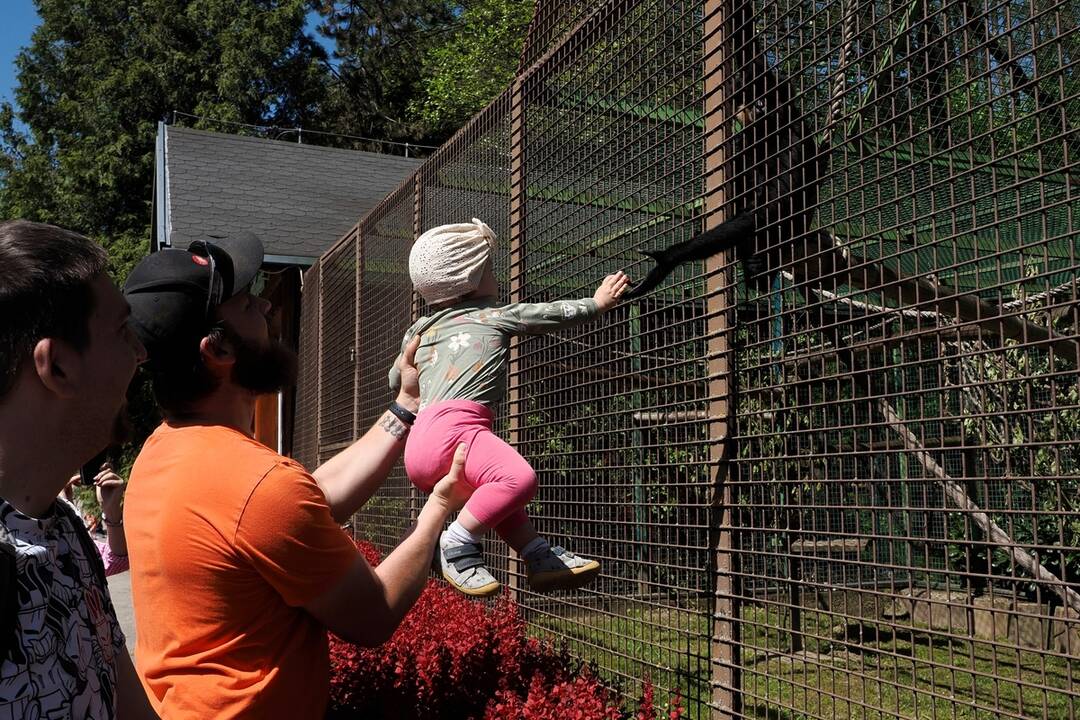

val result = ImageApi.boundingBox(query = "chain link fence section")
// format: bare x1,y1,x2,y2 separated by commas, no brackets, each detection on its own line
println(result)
294,0,1080,717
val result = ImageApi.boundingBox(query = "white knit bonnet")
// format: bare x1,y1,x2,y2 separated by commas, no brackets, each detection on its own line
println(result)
409,218,496,304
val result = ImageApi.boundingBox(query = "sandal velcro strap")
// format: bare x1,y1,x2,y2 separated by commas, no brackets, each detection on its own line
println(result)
551,546,568,556
444,543,486,571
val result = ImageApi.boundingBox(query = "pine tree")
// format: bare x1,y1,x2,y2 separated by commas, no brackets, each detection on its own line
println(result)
310,0,462,149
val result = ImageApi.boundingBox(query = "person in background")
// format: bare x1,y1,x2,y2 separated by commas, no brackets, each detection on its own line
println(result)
63,462,129,576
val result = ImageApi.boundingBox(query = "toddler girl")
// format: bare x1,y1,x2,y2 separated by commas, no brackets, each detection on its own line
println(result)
389,219,629,596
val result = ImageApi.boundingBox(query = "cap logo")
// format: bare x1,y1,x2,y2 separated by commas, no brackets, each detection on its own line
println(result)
191,254,209,266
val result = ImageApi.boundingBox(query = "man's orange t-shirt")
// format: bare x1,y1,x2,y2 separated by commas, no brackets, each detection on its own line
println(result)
125,423,357,719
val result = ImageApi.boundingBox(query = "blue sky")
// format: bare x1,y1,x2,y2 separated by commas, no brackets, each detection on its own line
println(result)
0,0,40,107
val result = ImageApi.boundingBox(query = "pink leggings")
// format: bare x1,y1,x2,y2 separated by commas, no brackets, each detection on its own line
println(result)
404,400,536,536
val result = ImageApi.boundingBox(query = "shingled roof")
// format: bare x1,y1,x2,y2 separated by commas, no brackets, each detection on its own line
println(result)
154,124,424,262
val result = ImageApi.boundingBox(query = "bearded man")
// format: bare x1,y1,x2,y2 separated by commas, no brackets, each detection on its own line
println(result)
122,232,471,720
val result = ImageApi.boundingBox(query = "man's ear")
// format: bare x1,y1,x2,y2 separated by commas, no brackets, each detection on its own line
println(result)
32,337,81,399
200,333,235,371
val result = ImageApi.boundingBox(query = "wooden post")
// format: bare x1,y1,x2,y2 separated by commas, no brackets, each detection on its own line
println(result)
410,175,424,524
629,303,650,596
315,262,325,467
506,76,526,601
353,226,363,443
705,0,740,716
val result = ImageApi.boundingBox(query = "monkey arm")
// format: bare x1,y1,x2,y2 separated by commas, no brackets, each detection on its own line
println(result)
623,212,757,299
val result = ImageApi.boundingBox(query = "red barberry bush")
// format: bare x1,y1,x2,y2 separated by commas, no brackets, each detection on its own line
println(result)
327,542,685,720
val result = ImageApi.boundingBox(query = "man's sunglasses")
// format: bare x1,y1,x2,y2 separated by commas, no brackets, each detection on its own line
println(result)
191,241,268,319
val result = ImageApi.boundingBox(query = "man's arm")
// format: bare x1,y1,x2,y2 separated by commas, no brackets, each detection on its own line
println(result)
313,336,421,523
304,444,472,646
116,649,159,719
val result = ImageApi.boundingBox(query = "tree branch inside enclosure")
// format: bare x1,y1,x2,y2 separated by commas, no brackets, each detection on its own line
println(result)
877,398,1080,617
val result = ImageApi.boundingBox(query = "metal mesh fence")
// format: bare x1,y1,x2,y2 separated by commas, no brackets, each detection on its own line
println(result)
352,186,418,547
294,0,1080,717
293,260,321,472
319,232,358,454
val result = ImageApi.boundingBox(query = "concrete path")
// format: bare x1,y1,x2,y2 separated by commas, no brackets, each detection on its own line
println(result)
106,571,137,656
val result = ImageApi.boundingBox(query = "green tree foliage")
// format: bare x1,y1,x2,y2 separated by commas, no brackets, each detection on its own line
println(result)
408,0,534,136
311,0,534,147
0,0,335,494
0,0,329,279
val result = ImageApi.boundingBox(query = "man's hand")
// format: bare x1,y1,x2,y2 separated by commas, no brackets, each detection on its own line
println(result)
593,271,631,312
429,444,473,513
394,335,421,413
94,464,125,521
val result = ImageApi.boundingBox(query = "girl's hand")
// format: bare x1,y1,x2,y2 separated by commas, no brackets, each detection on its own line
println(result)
593,271,631,311
94,464,126,521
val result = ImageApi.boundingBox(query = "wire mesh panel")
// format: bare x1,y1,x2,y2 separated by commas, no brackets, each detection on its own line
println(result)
350,185,418,551
290,0,1080,717
293,260,321,472
318,232,358,462
730,0,1080,718
421,92,515,580
514,1,716,715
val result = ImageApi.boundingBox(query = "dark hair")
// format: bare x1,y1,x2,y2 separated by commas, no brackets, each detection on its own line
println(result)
147,325,228,418
0,220,109,399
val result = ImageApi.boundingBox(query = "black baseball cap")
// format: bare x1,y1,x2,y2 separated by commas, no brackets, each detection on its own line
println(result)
123,231,264,370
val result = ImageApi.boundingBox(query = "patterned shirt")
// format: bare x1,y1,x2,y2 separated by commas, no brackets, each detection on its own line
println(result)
389,297,600,409
0,498,125,720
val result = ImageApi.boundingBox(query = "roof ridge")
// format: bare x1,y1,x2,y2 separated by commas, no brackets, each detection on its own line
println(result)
165,125,426,164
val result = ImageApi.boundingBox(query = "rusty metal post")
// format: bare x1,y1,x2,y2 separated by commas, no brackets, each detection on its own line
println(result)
506,75,526,601
705,0,740,716
315,261,325,467
353,226,363,443
410,174,424,524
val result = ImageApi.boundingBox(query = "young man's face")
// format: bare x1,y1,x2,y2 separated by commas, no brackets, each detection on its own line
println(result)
78,274,147,445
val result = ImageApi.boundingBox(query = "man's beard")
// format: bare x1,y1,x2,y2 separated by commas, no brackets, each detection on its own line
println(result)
230,332,298,395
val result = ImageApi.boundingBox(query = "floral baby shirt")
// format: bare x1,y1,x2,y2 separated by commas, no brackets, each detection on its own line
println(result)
388,297,599,409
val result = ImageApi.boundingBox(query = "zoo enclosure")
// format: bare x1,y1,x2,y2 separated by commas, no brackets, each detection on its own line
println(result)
293,0,1080,718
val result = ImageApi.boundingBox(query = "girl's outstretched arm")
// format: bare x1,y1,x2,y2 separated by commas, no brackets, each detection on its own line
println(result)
494,271,630,335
